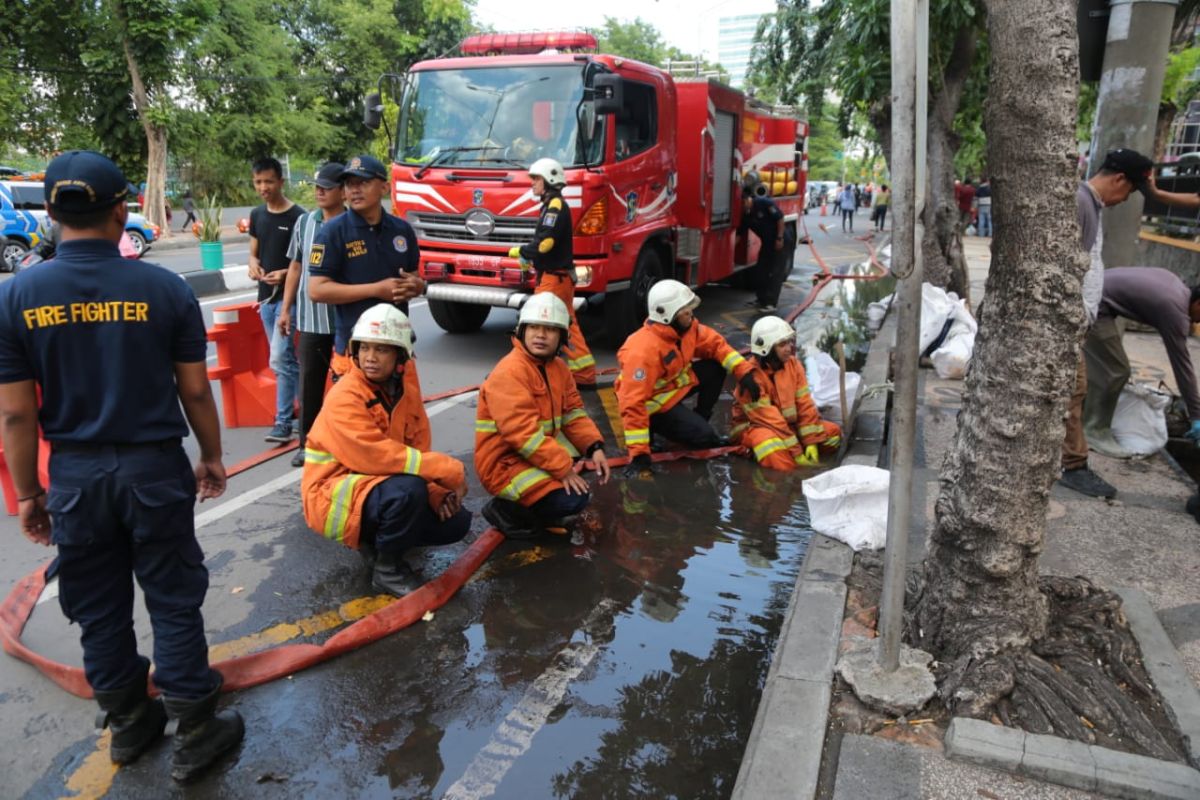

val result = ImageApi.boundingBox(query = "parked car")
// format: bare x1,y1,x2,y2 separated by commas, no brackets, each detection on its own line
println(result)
0,180,159,258
0,182,42,269
0,166,23,178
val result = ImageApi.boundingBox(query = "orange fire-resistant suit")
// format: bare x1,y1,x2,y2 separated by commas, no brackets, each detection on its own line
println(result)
302,360,466,549
615,320,753,457
475,339,605,506
731,356,841,470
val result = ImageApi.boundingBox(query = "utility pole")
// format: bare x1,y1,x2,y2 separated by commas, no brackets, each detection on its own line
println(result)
1087,0,1179,269
878,0,928,672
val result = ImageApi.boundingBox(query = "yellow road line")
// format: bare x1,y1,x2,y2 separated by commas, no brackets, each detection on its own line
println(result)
598,387,626,450
207,594,395,661
58,731,116,800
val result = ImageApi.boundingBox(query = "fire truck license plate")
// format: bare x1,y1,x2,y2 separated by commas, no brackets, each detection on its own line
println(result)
465,255,502,270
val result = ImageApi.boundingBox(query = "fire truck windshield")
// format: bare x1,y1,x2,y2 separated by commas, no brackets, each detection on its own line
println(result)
398,65,603,171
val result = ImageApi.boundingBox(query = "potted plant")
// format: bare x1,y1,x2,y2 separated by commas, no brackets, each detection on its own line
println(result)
195,197,224,271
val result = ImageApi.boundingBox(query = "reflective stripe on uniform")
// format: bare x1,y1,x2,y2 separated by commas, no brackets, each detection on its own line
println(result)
781,406,798,420
538,237,555,253
323,473,365,543
721,352,746,371
566,353,596,371
499,466,553,501
402,447,423,475
554,431,579,457
518,431,547,459
753,437,790,461
797,386,812,398
563,408,588,424
741,398,771,414
645,387,682,414
625,427,650,445
800,424,825,437
304,448,336,464
475,419,499,433
729,422,750,438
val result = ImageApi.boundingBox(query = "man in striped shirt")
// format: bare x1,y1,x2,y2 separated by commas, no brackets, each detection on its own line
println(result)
280,163,343,468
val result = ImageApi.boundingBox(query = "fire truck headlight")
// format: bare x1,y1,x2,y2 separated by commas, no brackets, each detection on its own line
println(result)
574,266,593,287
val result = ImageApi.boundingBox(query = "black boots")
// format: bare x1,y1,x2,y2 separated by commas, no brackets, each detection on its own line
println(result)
93,661,167,764
162,676,245,783
483,498,539,539
372,552,421,596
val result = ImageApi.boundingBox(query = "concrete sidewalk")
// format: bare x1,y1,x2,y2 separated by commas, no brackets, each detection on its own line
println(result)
737,235,1200,799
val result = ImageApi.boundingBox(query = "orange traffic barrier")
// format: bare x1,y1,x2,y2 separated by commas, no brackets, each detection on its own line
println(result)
206,303,276,428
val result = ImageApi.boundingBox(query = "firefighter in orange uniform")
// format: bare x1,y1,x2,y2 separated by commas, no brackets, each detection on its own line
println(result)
302,303,471,595
615,279,759,475
476,293,611,538
507,157,596,387
731,315,841,470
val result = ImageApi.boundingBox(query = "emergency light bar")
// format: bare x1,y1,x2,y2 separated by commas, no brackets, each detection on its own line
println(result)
459,32,598,56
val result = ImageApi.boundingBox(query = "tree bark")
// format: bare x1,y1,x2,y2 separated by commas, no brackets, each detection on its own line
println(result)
911,0,1089,718
121,33,169,235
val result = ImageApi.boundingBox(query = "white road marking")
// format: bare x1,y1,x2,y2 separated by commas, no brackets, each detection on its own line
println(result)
199,290,257,308
35,387,478,604
442,601,617,800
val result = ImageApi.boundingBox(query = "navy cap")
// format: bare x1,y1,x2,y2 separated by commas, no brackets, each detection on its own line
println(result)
339,155,387,182
1101,148,1154,186
45,150,129,213
314,162,344,189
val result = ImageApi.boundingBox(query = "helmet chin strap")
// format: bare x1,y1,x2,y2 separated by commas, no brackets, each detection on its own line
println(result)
670,317,692,336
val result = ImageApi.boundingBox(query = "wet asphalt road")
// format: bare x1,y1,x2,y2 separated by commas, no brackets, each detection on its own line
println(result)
0,213,889,798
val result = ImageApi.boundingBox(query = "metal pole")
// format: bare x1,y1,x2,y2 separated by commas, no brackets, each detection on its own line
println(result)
878,0,928,673
1087,0,1178,269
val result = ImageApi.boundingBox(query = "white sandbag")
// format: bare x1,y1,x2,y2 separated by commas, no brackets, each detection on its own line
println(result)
804,352,861,420
1110,383,1171,456
802,465,890,551
867,294,893,332
930,332,974,379
919,283,977,354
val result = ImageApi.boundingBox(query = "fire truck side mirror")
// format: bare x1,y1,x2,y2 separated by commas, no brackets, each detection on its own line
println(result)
364,92,384,130
593,74,623,117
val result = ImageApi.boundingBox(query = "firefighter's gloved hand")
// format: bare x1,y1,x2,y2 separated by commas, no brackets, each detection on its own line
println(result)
622,454,657,479
738,373,761,403
795,444,820,467
507,246,521,259
1187,420,1200,445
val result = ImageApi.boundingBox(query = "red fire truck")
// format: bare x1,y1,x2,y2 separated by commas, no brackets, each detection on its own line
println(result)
365,31,808,344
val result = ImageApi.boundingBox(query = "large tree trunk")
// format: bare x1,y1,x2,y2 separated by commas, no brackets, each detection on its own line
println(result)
911,0,1089,718
921,23,977,301
121,34,169,235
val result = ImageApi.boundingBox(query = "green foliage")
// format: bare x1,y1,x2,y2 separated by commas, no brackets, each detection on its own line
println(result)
197,196,222,241
1163,47,1200,109
807,102,846,179
592,17,720,74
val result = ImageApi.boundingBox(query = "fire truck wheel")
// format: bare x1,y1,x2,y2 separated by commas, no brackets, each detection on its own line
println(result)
428,299,492,333
604,246,665,347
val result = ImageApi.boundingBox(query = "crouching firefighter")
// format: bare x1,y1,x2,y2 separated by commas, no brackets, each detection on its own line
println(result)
732,316,842,469
615,279,758,475
476,293,611,538
302,303,471,595
506,157,596,387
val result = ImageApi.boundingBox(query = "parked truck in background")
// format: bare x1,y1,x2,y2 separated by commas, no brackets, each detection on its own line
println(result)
365,31,807,344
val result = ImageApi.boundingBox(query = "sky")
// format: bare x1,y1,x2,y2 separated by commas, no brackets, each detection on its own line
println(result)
471,0,779,63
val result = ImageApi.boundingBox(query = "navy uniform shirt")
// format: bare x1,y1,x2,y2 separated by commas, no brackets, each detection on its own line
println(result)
742,197,786,251
0,239,207,443
308,207,419,353
518,189,573,274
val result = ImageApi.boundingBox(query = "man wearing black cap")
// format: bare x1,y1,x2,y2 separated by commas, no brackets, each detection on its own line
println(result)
1060,148,1154,498
280,162,343,468
0,151,243,781
307,154,425,375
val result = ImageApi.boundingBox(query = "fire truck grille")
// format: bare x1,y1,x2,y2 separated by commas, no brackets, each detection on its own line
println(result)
408,212,539,246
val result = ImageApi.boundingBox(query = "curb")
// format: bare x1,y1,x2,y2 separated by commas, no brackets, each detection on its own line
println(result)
181,265,255,299
945,717,1200,799
152,231,250,253
732,298,896,799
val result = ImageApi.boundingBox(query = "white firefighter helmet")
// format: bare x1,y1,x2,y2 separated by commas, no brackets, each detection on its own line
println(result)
646,279,699,325
528,157,566,187
518,292,571,330
350,303,415,357
750,315,796,357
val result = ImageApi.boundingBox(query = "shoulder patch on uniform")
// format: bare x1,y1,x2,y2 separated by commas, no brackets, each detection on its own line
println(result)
309,243,325,266
633,368,646,381
543,212,558,227
548,197,563,211
393,235,408,253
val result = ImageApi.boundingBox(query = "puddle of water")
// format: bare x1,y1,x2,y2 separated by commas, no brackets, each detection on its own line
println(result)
795,264,895,374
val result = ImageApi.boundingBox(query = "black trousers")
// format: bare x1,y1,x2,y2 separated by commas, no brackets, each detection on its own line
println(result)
297,331,334,445
755,232,796,307
650,359,725,449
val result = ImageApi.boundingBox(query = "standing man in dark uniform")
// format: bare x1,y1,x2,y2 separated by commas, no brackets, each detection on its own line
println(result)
0,151,244,783
308,154,425,377
740,187,794,312
506,157,596,387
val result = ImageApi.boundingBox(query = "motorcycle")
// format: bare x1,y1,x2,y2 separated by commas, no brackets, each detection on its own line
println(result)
13,228,149,273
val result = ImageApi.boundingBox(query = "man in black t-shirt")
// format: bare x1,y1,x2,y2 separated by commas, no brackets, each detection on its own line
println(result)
740,189,795,311
248,157,305,443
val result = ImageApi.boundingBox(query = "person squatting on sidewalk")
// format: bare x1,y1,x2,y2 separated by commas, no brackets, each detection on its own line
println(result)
302,304,471,596
507,157,597,387
475,293,611,539
0,151,243,783
615,280,757,477
731,316,842,470
740,188,794,312
248,157,305,444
